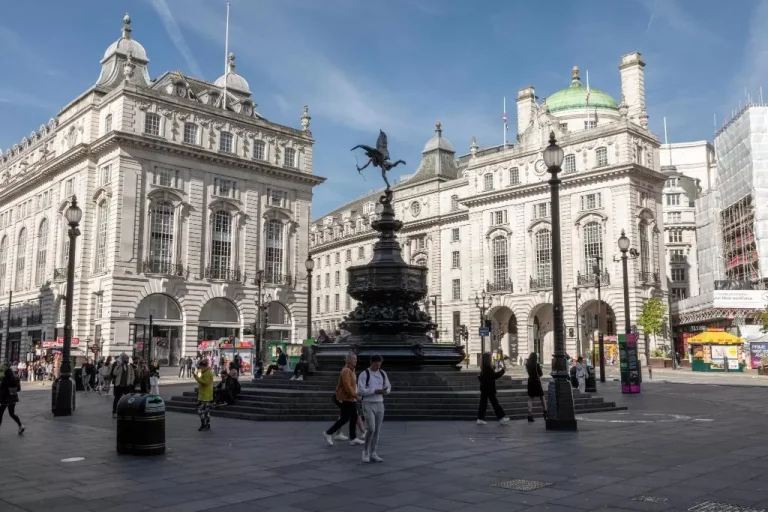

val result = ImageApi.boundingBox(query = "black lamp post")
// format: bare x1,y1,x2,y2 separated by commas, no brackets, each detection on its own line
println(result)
618,230,631,339
593,254,606,383
474,291,492,356
305,257,315,341
430,294,440,341
52,196,82,417
543,132,577,431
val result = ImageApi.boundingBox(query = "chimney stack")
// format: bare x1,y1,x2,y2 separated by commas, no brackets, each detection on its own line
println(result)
619,52,646,123
516,86,536,137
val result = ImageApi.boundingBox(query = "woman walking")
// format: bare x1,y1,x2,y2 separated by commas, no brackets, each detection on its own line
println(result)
525,352,548,422
476,352,511,425
0,367,25,435
193,359,214,431
149,360,160,395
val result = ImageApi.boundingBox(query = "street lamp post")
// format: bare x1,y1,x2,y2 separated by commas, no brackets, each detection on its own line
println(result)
430,294,440,341
306,257,315,341
593,255,606,383
474,291,492,356
543,132,577,431
574,287,581,354
52,196,82,417
618,230,632,338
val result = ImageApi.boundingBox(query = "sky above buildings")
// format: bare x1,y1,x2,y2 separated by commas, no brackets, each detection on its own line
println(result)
1,0,766,217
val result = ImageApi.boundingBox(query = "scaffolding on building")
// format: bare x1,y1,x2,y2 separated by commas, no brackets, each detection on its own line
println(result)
721,195,759,282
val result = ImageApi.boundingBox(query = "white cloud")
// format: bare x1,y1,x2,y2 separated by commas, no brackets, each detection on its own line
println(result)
148,0,204,79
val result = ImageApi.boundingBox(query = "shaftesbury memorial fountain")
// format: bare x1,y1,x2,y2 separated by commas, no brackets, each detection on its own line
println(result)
314,131,465,368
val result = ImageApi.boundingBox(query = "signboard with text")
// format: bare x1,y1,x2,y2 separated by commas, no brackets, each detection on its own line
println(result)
749,342,768,369
712,290,768,309
42,338,80,349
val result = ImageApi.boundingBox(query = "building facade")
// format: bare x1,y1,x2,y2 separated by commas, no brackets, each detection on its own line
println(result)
310,53,672,363
0,14,323,364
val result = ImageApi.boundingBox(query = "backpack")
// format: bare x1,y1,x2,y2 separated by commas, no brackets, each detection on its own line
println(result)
363,369,389,391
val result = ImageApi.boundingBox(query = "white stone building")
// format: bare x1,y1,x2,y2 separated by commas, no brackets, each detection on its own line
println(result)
0,14,323,365
310,53,673,364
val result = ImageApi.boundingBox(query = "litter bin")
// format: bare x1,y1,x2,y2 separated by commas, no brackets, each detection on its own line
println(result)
585,366,597,393
116,393,166,455
74,368,84,391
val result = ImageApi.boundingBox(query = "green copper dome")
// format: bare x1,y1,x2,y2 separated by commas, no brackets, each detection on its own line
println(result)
545,66,618,113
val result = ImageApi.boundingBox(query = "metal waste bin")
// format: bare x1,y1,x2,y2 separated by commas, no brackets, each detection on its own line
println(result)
116,393,166,455
584,366,597,393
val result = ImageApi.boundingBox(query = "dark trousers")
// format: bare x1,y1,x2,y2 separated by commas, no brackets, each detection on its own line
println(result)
178,366,185,378
294,362,308,378
186,367,192,378
478,391,505,420
0,404,21,427
326,400,358,439
266,364,279,375
112,386,131,414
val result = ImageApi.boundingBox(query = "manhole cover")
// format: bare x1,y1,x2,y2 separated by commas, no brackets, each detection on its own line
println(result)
61,457,85,462
688,502,766,512
632,495,669,504
491,479,552,491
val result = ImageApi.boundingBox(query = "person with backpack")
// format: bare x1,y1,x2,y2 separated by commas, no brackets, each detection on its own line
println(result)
323,352,365,446
476,352,511,425
357,355,390,463
526,352,548,422
0,367,25,435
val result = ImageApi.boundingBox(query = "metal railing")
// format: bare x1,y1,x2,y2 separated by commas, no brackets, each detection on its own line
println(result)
264,272,293,286
9,316,23,327
143,260,186,277
26,313,43,326
204,267,242,282
529,276,553,290
486,278,513,294
577,270,610,287
53,268,67,282
637,271,661,285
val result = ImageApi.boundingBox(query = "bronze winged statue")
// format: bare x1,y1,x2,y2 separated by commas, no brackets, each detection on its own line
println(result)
351,130,406,190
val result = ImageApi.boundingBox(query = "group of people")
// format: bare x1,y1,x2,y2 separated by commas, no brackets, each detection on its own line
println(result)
7,360,57,382
179,354,245,380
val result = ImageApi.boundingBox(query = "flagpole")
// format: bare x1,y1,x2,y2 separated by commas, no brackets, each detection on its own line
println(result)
223,1,230,110
503,97,507,148
585,70,590,130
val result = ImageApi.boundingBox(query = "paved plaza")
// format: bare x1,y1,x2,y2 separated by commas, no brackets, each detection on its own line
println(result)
1,378,767,512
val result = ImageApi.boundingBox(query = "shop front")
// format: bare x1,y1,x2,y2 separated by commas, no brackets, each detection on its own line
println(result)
688,329,746,372
198,297,241,356
130,294,183,366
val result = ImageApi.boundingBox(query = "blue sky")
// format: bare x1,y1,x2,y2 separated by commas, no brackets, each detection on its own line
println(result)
1,0,766,217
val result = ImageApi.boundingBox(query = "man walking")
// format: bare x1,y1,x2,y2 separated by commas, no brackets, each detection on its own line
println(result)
186,356,193,378
111,354,136,418
178,357,186,378
323,352,364,447
358,355,390,463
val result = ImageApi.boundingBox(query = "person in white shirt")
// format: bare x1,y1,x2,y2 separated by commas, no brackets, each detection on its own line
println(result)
16,361,27,381
575,356,587,393
357,354,391,463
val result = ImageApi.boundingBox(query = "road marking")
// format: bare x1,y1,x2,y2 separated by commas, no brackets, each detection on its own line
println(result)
61,457,85,462
576,413,692,423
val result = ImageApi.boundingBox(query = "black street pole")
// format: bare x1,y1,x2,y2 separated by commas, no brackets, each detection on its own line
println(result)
53,196,81,417
3,291,11,364
619,233,631,336
594,255,605,383
543,132,577,431
306,267,313,341
256,270,263,367
148,314,153,363
431,294,440,341
574,287,580,355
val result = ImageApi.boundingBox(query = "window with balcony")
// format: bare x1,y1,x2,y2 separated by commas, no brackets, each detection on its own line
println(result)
492,236,508,286
452,278,461,300
15,228,26,291
509,167,520,185
669,230,683,243
596,147,608,167
671,268,686,282
154,166,179,188
95,201,109,272
148,201,175,273
580,192,602,211
219,131,233,153
564,154,576,174
284,147,296,168
265,219,284,284
210,210,232,279
583,222,603,274
35,219,48,286
451,251,460,269
144,113,160,136
183,123,198,144
671,249,686,262
451,228,460,242
535,229,552,287
253,140,266,161
483,173,494,191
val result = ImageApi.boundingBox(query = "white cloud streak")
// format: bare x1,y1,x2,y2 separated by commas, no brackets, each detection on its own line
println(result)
148,0,204,78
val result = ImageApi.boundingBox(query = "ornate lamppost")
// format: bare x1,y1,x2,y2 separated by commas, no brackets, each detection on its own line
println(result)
617,230,632,338
543,133,577,431
593,254,606,382
474,291,492,356
305,256,315,341
430,294,440,341
52,196,82,417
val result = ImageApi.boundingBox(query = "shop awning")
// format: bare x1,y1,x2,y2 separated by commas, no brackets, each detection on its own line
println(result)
687,330,743,345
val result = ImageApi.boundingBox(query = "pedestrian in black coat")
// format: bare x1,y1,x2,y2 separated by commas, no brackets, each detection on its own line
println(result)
0,368,25,435
476,352,510,425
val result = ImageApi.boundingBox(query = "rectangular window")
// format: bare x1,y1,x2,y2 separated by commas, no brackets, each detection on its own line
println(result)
316,274,321,290
105,114,112,133
669,230,683,243
584,120,597,130
417,237,426,250
345,295,351,309
564,155,576,174
452,279,461,300
325,295,329,312
345,249,352,262
95,202,109,272
144,113,160,136
335,252,340,264
325,255,330,266
671,268,686,282
334,271,340,286
636,145,644,164
316,296,320,312
533,202,550,219
358,247,365,259
483,174,494,191
559,123,568,132
596,147,608,167
666,194,681,206
154,166,179,188
509,167,520,185
671,287,687,301
325,273,330,288
450,195,460,211
94,293,103,320
100,165,111,186
213,177,236,198
668,212,682,223
334,294,340,312
183,123,198,144
267,189,288,208
452,251,460,269
43,191,48,208
219,131,233,153
670,249,686,262
451,228,460,242
253,140,266,161
491,210,508,225
284,148,296,168
65,178,74,196
580,193,602,211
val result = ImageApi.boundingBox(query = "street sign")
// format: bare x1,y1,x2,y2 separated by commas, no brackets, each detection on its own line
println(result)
479,328,489,337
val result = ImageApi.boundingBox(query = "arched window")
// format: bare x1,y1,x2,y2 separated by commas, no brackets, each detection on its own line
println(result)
0,236,7,295
265,219,284,283
284,147,296,168
483,173,494,191
36,219,49,286
509,167,520,185
15,228,26,291
595,147,608,167
210,210,232,278
583,222,603,274
639,221,650,276
492,236,508,285
535,229,552,287
95,201,109,272
149,201,175,272
253,140,266,161
564,154,576,174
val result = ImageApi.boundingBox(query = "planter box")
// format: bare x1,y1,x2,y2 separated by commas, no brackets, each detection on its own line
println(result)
678,359,691,368
649,357,672,368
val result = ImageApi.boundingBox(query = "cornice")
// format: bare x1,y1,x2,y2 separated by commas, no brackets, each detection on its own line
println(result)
0,145,91,202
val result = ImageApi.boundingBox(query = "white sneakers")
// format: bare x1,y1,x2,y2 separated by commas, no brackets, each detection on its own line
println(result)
349,437,365,446
362,451,383,463
289,376,296,381
500,417,511,424
323,432,334,445
333,433,348,441
362,451,370,463
296,375,304,381
370,453,384,463
476,419,487,425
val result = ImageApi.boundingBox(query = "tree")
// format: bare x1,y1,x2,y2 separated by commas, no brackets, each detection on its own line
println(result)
759,307,768,333
637,297,667,354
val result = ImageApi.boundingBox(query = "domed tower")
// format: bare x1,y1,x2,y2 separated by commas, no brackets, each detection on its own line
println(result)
96,13,150,88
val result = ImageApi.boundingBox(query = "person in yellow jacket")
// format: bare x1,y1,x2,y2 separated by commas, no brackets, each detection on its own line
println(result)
193,359,214,431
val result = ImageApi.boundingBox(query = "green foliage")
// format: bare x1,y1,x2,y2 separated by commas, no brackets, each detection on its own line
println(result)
638,298,667,338
651,348,666,358
760,308,768,333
